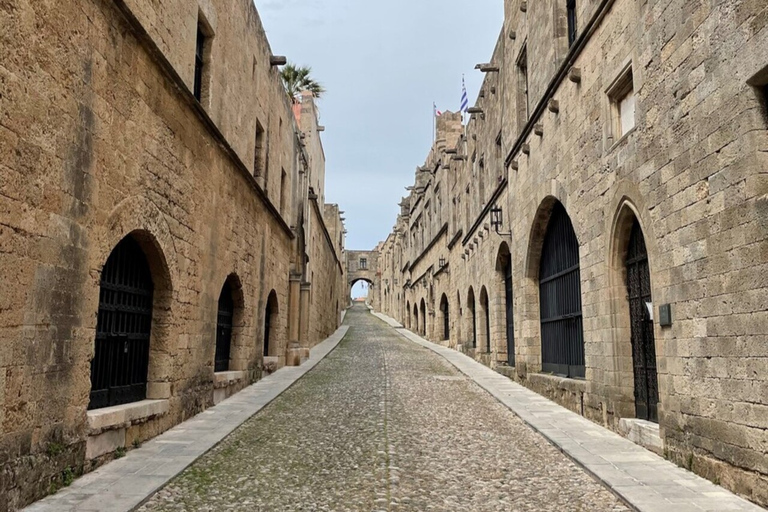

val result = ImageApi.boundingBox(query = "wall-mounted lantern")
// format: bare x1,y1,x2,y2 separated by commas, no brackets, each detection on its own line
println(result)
439,257,446,268
490,205,512,236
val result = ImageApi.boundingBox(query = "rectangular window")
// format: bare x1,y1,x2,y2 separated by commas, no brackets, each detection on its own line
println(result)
763,85,768,120
567,0,577,47
517,46,529,123
194,24,206,101
360,258,368,270
254,121,265,177
608,66,635,140
279,169,287,214
619,88,636,135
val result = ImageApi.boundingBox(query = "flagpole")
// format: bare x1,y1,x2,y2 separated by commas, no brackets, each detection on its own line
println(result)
432,102,436,144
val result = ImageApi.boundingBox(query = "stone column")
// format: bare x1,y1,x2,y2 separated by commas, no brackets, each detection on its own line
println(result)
285,273,302,366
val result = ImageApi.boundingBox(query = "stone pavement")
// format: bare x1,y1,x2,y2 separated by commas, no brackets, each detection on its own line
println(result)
371,311,764,512
139,304,628,511
23,326,350,512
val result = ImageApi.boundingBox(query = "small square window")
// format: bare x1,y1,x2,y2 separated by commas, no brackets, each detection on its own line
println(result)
607,66,635,141
619,87,636,136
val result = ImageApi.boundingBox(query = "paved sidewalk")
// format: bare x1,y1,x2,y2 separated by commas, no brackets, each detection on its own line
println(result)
371,311,763,512
24,326,350,512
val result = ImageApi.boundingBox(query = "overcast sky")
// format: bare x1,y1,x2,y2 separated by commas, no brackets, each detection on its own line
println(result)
259,0,503,257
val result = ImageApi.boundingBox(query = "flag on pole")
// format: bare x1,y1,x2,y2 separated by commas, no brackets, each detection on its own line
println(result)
460,76,469,114
433,102,442,117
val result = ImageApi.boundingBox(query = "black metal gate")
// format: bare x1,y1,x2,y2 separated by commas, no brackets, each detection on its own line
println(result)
484,296,491,353
469,294,477,348
441,297,450,340
89,237,154,410
539,202,585,378
504,260,515,365
626,219,659,422
264,302,272,356
215,283,233,372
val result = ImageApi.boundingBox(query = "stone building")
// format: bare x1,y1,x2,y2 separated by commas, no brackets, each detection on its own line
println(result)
346,250,379,303
0,0,345,508
372,0,768,506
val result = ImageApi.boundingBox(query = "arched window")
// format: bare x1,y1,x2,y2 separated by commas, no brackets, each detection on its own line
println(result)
90,236,154,410
539,202,584,378
626,218,658,422
215,281,234,372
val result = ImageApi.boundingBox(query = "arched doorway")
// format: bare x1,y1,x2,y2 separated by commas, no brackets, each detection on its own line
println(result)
439,294,450,341
264,291,279,357
467,287,476,349
539,202,584,378
215,280,235,372
626,218,658,422
90,236,154,410
413,303,419,334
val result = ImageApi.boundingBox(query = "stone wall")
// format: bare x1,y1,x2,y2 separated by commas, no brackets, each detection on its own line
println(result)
0,0,345,508
373,0,768,506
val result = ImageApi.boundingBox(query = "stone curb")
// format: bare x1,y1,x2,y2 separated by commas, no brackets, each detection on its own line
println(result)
23,325,351,512
371,311,763,512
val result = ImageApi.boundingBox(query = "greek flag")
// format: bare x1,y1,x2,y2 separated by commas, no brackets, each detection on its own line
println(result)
460,76,469,113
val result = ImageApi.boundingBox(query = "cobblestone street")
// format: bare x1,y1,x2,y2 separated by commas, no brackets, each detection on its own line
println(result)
140,304,628,511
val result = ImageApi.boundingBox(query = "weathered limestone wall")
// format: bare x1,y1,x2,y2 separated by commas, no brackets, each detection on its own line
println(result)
374,0,768,506
0,0,345,508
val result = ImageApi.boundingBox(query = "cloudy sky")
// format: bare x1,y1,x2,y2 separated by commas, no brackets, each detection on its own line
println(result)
258,1,502,295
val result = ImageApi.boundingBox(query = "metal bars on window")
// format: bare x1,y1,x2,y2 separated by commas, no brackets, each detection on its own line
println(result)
89,237,154,410
539,203,585,378
215,283,233,372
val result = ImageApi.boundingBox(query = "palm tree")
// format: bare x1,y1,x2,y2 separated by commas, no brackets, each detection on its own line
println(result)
280,63,325,101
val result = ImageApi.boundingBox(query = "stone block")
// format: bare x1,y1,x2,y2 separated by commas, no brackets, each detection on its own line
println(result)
86,428,125,460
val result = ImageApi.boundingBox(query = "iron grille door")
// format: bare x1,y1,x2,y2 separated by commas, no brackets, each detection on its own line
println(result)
264,303,272,356
505,261,515,365
89,237,154,410
485,300,491,353
442,301,450,340
626,220,659,422
539,203,585,378
215,283,233,372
